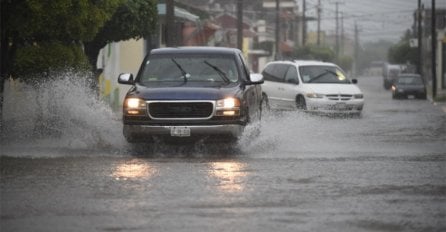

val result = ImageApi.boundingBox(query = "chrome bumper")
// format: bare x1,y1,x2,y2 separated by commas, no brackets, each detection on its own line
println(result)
124,124,244,138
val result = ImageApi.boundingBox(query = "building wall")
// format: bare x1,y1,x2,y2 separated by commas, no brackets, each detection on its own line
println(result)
97,39,145,112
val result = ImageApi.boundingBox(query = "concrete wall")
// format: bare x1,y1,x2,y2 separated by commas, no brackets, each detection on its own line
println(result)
436,30,446,99
97,39,146,112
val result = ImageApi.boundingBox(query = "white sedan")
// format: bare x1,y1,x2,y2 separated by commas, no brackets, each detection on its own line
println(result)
261,60,364,115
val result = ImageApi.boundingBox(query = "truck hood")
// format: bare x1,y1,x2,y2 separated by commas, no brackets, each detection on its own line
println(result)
127,83,242,101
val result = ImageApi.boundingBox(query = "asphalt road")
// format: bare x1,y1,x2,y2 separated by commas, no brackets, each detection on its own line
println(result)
1,75,445,232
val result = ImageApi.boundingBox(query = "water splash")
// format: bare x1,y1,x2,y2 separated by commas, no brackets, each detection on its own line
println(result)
1,71,127,157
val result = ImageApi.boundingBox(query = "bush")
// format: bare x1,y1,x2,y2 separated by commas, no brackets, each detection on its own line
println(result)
336,55,353,72
293,45,335,62
12,42,91,80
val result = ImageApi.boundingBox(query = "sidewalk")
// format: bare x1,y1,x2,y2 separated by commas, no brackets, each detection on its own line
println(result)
432,101,446,114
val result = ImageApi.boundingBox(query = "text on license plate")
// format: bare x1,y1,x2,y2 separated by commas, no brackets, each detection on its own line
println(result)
335,103,347,110
170,126,191,137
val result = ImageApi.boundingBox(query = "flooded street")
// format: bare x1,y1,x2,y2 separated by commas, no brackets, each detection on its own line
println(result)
1,75,446,232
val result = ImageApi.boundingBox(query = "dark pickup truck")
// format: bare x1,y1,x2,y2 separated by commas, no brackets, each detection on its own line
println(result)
118,47,264,143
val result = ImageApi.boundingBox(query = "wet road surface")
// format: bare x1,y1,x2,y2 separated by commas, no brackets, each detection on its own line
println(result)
1,75,446,231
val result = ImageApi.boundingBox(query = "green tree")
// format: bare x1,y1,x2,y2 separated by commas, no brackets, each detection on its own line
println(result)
357,40,393,73
1,0,122,79
13,42,90,78
0,0,158,133
336,55,353,73
388,30,417,65
1,0,122,133
84,0,158,72
293,45,353,72
293,45,335,62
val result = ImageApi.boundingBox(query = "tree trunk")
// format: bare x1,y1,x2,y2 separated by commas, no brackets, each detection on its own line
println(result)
0,0,9,135
84,39,107,94
84,41,102,73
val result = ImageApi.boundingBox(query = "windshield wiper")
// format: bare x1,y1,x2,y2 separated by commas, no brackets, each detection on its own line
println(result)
203,61,230,84
171,58,188,83
308,69,337,83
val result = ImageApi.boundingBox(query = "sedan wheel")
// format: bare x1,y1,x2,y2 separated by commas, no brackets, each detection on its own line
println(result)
261,94,270,113
296,95,307,110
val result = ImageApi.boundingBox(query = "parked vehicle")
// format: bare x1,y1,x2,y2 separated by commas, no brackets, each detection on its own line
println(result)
261,60,364,115
118,47,264,143
368,61,385,76
383,63,403,89
391,74,427,99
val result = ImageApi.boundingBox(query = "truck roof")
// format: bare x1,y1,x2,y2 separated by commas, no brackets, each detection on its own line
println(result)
150,47,242,56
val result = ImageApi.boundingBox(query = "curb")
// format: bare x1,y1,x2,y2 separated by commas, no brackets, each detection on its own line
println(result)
432,101,446,114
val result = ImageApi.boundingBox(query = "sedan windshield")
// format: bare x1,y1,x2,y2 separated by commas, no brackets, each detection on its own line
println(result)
299,65,350,84
139,55,239,84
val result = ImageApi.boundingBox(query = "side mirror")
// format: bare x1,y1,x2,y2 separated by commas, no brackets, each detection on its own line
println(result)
351,79,358,84
248,73,264,85
118,73,134,85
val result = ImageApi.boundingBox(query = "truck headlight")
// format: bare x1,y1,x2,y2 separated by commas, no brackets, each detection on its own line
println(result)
124,98,146,115
216,97,240,116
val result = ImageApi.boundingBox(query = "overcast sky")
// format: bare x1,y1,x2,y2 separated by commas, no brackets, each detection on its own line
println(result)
303,0,446,43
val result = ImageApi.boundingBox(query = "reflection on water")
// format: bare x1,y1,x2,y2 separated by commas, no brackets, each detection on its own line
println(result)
210,161,247,192
112,159,156,180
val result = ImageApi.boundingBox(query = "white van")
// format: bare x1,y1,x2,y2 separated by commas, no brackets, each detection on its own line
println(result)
261,60,364,115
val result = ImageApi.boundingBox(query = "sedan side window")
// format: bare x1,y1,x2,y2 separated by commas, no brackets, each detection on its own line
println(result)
262,64,284,82
284,66,299,84
274,64,288,83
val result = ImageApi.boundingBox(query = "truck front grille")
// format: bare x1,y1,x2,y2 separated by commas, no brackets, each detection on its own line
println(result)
148,101,214,120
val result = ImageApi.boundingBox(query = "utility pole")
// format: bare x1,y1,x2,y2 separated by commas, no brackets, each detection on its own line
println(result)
331,1,344,59
335,2,340,58
275,0,280,60
341,12,344,56
417,0,423,76
317,0,321,46
165,0,175,47
302,0,307,46
354,22,359,76
237,0,243,50
431,0,436,99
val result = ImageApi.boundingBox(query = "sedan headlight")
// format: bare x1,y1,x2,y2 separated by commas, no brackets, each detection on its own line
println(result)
353,94,364,99
306,93,324,98
124,98,146,115
216,97,240,116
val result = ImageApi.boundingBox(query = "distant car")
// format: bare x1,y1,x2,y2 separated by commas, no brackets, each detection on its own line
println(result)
391,74,426,99
261,60,364,115
118,47,264,143
383,63,403,89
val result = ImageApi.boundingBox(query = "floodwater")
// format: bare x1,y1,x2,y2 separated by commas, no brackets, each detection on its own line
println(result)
1,74,445,231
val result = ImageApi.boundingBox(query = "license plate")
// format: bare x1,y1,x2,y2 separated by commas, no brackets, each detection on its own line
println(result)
170,126,191,137
335,103,347,110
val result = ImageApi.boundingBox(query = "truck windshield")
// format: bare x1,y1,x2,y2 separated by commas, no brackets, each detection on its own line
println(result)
139,55,239,84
